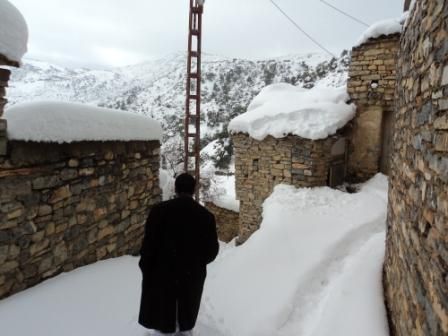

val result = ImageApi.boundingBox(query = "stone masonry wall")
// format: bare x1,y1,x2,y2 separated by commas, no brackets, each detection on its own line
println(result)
347,34,400,181
384,0,448,334
205,202,239,243
0,140,161,299
233,133,336,243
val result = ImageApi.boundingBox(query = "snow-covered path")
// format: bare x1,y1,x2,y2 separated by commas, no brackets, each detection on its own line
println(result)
0,175,390,336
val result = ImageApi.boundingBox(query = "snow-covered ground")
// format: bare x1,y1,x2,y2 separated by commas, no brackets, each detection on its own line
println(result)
0,175,389,336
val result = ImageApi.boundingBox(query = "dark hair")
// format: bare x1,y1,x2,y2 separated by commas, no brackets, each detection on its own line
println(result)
175,173,196,195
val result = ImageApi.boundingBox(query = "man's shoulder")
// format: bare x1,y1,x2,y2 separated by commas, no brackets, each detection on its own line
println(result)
156,197,214,218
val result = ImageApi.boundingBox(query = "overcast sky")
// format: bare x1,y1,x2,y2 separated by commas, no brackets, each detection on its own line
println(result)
9,0,403,68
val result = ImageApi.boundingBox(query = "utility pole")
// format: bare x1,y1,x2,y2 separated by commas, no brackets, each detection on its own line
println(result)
184,0,204,200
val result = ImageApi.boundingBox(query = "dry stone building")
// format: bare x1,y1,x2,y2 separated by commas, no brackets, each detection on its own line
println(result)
230,85,355,243
347,33,400,181
384,0,448,334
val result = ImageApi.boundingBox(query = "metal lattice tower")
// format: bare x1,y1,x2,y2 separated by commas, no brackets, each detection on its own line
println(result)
184,0,204,199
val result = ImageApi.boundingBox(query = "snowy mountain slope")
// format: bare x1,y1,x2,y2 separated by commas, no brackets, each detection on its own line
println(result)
8,52,349,172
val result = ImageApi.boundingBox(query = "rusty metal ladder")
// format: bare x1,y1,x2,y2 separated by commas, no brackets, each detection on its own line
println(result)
184,0,204,200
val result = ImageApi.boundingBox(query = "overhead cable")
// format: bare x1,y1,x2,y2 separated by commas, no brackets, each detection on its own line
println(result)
319,0,370,28
269,0,336,58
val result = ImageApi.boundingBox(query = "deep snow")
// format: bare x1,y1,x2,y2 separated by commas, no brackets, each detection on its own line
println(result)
355,16,404,47
5,101,163,143
0,175,389,336
228,84,355,141
0,0,28,63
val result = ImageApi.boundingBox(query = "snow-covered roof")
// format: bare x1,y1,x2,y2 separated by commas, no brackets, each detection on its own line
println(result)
0,0,28,66
354,15,405,47
5,101,163,143
228,83,355,141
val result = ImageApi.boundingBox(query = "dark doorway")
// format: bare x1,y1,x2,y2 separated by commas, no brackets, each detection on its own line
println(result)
380,110,394,175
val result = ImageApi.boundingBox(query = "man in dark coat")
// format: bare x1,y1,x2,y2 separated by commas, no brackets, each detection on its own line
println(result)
138,173,219,335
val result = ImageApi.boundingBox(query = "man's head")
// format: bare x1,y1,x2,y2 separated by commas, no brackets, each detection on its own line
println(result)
175,173,196,196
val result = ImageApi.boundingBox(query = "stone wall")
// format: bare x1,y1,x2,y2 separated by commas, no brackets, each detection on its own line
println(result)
233,133,341,243
347,34,400,181
384,0,448,335
0,140,161,299
205,202,239,243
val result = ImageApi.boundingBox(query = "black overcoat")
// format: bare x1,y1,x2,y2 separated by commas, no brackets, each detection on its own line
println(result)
138,195,219,333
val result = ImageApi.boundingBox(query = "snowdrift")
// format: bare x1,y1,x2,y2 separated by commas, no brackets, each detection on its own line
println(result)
0,175,390,336
228,84,355,141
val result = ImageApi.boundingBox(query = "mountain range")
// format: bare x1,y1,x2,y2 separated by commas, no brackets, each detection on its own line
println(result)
8,51,350,173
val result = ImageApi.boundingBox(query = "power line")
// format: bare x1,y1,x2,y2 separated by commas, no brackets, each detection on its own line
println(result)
319,0,370,28
269,0,336,58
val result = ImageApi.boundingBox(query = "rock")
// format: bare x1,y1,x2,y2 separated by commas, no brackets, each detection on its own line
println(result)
48,185,72,204
98,226,114,240
29,239,50,256
38,205,52,217
68,159,79,167
32,176,60,190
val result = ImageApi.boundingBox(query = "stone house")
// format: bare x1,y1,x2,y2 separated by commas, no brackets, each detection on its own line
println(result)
227,17,405,244
0,2,163,299
230,85,355,243
384,0,448,334
347,32,401,181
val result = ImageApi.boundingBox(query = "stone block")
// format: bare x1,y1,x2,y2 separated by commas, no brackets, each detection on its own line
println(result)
434,133,448,152
0,118,6,132
48,185,72,204
442,65,448,86
0,136,6,156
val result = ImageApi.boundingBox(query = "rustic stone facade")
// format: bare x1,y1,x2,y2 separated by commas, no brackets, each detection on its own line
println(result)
0,68,11,156
233,133,346,243
347,34,400,181
0,140,160,299
384,1,448,335
205,202,239,243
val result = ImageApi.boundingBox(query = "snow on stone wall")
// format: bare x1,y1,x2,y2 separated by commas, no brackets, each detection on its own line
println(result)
228,84,355,141
5,101,163,143
0,0,28,65
354,15,404,47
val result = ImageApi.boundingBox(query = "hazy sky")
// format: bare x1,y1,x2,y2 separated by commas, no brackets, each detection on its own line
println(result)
9,0,404,68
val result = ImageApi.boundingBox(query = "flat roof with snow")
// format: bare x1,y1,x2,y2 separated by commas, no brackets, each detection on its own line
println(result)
354,14,406,47
5,101,163,143
0,0,28,65
228,83,355,141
